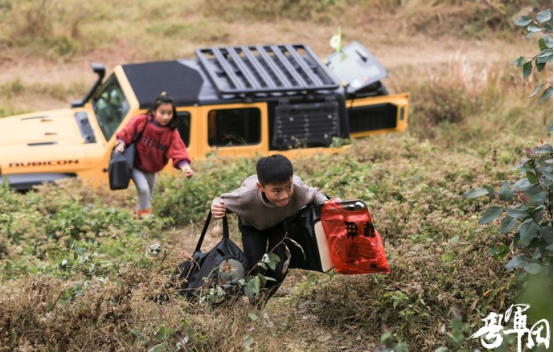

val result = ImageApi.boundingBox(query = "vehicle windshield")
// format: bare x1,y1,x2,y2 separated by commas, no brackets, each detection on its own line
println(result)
92,74,130,141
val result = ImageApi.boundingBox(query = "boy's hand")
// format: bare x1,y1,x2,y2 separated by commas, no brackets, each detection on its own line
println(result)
181,165,194,178
327,197,342,203
212,201,226,218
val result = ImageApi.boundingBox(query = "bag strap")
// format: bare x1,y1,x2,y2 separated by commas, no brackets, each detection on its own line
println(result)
132,115,150,144
194,211,229,253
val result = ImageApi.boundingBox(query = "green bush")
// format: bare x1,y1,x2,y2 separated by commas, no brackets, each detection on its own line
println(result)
465,7,553,279
0,182,164,280
463,9,553,350
153,156,256,225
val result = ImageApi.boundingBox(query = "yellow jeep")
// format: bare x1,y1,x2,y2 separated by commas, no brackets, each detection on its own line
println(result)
0,42,409,190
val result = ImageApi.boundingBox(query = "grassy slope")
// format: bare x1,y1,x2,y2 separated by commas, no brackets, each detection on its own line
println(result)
0,0,552,351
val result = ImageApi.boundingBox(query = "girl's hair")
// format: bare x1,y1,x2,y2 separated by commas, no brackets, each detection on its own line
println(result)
147,93,178,130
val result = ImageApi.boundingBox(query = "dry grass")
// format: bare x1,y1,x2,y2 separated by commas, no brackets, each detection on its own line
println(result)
0,271,251,351
0,131,545,350
291,234,516,351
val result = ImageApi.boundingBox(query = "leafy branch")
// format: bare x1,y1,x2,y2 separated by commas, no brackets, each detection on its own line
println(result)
512,9,553,102
464,144,553,276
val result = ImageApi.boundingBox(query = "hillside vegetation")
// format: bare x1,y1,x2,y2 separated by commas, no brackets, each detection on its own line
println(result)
0,0,552,351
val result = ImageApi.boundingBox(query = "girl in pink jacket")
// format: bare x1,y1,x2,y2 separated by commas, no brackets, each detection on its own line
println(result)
116,93,193,218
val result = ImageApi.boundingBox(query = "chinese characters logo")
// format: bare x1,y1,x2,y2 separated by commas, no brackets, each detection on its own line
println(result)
344,221,375,239
470,304,550,352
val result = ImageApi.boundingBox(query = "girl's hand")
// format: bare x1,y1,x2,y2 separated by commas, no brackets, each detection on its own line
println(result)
181,165,194,178
115,142,125,153
212,201,226,219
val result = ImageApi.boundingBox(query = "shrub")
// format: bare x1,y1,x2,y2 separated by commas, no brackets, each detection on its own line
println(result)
0,182,163,280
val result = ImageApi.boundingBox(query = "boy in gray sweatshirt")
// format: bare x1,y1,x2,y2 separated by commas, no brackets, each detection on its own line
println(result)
211,154,329,302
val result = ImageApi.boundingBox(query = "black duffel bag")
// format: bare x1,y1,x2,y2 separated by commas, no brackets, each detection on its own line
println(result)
174,212,250,299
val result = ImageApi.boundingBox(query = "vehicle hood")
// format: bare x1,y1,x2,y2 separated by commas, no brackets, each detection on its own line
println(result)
0,108,97,148
0,108,103,176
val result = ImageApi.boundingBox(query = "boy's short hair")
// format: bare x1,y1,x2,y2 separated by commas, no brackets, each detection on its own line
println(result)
256,154,293,186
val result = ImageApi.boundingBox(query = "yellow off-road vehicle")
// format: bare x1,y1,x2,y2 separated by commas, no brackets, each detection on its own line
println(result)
0,42,409,190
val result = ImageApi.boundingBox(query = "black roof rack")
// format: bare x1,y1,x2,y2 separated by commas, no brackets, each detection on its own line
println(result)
196,44,340,97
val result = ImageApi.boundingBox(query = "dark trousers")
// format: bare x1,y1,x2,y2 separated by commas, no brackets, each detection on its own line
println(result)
238,220,289,300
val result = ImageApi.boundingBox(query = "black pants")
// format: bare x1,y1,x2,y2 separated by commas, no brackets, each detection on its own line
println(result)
238,219,289,300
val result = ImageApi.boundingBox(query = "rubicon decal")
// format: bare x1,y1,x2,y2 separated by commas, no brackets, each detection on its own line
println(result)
9,160,79,168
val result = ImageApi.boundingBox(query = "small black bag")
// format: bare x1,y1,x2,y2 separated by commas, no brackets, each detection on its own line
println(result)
108,119,148,191
174,212,250,299
108,144,136,190
284,203,334,273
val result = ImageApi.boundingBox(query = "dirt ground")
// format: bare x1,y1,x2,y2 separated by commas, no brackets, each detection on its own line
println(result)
0,20,533,113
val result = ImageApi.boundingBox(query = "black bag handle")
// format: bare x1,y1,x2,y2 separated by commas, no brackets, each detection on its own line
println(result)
133,115,149,143
194,211,229,253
